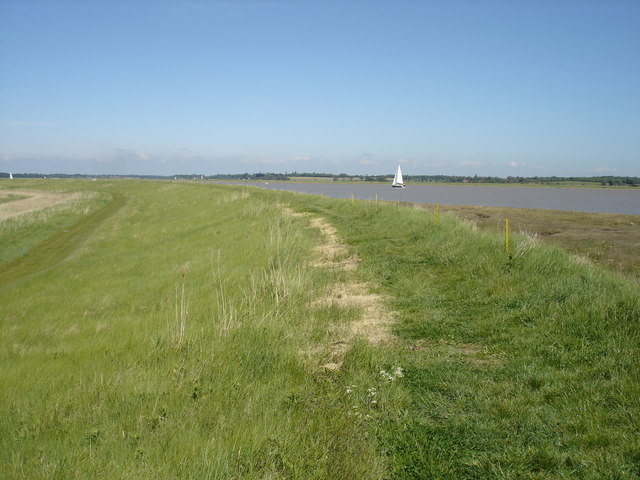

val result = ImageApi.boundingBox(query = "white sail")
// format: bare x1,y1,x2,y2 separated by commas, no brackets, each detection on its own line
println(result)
392,165,405,188
9,173,13,179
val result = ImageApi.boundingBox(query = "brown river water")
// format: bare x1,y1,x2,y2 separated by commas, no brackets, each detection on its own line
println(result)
225,182,640,215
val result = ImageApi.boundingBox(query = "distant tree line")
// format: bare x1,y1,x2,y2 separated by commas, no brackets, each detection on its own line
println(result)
403,175,639,186
3,172,638,186
270,172,640,186
203,172,288,180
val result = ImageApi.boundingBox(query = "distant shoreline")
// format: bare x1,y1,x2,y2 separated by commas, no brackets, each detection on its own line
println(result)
248,179,640,190
2,174,638,190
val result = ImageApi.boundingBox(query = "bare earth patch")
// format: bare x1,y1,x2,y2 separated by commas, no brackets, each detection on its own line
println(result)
0,190,81,221
308,217,360,271
284,206,394,369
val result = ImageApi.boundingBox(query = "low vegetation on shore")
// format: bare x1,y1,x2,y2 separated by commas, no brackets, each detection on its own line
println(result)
1,179,638,479
425,203,640,281
3,172,639,187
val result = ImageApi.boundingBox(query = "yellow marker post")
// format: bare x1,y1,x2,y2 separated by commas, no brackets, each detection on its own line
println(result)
435,203,439,225
505,219,510,253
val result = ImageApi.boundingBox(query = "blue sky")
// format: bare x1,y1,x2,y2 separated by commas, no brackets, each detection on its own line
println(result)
1,0,639,176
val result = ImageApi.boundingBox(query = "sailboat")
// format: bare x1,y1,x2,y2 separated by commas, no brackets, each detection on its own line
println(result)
391,165,405,188
9,173,13,179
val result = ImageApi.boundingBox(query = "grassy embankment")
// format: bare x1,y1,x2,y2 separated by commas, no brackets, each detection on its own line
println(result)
1,179,399,479
1,179,639,478
287,194,639,478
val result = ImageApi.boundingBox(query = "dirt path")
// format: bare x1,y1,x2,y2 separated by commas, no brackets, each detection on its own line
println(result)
0,190,81,221
284,206,394,370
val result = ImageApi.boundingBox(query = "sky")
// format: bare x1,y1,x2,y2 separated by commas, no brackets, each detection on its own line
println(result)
1,0,639,177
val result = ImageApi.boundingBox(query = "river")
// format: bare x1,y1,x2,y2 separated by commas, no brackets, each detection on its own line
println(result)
224,182,640,215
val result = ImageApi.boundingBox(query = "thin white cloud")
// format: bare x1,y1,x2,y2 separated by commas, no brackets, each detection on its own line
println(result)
1,119,56,127
414,160,449,169
114,148,151,161
355,152,377,166
460,161,484,167
239,157,286,165
509,161,519,167
359,158,377,166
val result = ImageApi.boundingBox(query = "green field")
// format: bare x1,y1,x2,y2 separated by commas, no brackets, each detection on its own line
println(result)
1,179,638,479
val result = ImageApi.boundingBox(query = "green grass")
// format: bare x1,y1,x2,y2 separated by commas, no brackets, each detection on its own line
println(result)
1,179,638,478
0,180,398,479
285,196,640,479
430,203,640,280
0,192,122,286
0,188,112,268
0,193,29,204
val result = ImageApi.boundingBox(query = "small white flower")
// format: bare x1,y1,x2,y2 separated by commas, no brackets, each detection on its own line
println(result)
380,366,404,381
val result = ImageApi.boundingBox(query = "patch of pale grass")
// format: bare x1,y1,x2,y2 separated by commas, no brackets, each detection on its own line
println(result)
0,189,82,221
0,191,98,236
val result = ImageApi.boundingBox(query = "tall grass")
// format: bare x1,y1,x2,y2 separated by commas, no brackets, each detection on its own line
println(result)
1,180,638,478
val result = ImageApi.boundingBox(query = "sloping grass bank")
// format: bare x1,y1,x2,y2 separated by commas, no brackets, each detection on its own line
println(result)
1,180,638,478
0,188,112,269
1,181,401,479
0,192,123,287
286,194,639,479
